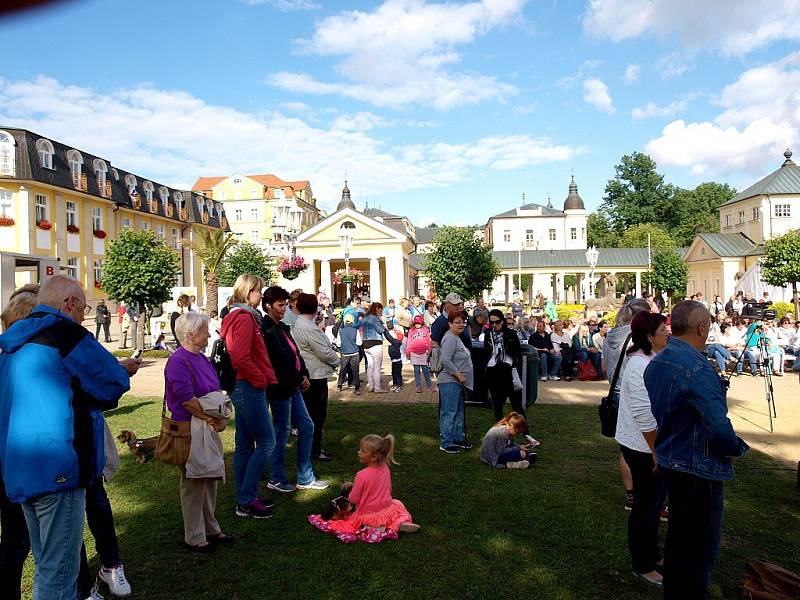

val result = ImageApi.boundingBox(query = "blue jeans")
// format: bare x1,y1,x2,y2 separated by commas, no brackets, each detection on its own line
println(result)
438,382,465,447
413,364,432,388
498,446,523,464
732,349,757,375
706,343,731,372
662,469,724,599
231,380,276,506
269,389,316,486
22,488,85,600
537,351,563,377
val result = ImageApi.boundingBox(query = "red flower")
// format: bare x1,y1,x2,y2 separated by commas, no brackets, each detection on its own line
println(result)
0,216,14,227
93,229,107,239
36,219,52,230
67,224,80,234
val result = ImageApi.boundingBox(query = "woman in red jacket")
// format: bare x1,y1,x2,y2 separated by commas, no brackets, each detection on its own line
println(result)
219,274,278,520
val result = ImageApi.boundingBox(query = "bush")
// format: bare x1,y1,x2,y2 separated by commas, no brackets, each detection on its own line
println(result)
602,310,619,327
112,349,170,359
556,304,584,321
772,301,795,320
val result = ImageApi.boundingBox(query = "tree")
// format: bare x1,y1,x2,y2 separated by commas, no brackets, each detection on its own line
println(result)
186,228,238,314
219,242,275,288
423,227,500,301
649,249,688,307
587,211,619,247
102,228,180,348
619,223,676,251
668,183,735,246
761,230,800,319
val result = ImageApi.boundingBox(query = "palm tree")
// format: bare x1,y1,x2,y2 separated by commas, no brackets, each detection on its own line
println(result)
186,227,238,314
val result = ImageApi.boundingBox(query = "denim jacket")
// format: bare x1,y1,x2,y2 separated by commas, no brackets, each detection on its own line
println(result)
360,314,385,342
643,337,749,481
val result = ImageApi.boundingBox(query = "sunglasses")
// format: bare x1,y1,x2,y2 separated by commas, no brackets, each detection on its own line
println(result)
489,319,502,325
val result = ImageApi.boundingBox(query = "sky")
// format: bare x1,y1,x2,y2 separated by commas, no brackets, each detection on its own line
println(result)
1,0,799,226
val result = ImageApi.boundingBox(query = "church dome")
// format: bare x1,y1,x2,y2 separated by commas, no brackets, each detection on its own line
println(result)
336,179,356,211
563,176,585,211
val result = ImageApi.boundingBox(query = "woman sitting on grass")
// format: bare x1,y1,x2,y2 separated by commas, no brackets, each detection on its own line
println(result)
479,412,538,470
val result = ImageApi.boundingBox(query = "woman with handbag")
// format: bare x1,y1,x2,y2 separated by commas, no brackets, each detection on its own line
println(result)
163,311,235,552
438,311,473,454
483,309,529,432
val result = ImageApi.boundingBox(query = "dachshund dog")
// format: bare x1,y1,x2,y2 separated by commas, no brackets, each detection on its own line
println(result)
117,430,158,463
320,481,355,521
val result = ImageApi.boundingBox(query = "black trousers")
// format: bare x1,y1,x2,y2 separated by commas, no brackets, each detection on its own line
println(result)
662,469,724,600
77,478,122,598
486,363,527,432
95,321,110,342
391,360,403,387
621,446,666,574
0,478,29,600
559,346,576,378
303,378,329,456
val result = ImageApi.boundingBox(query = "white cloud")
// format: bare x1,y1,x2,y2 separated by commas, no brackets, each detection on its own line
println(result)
331,112,393,132
267,0,527,109
514,102,538,115
655,52,694,79
0,76,578,210
623,64,639,84
583,0,800,56
244,0,320,10
279,101,312,113
631,99,688,120
645,52,800,175
557,59,602,88
582,78,615,114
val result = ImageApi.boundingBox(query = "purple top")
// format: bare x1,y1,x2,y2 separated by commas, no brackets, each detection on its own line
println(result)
164,347,221,422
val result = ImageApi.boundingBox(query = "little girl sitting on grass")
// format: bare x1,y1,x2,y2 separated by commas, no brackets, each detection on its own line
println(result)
479,412,537,469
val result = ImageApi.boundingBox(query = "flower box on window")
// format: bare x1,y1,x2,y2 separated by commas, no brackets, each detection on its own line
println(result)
100,181,112,198
36,219,52,231
165,204,174,218
131,196,141,210
149,200,158,213
179,209,188,222
201,212,209,224
0,216,14,227
94,281,102,290
74,173,88,191
67,224,80,234
93,229,107,239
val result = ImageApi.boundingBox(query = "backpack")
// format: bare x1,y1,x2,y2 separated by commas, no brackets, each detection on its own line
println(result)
209,337,237,393
428,345,443,374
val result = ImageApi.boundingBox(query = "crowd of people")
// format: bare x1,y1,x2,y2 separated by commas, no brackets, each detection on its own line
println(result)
0,273,765,599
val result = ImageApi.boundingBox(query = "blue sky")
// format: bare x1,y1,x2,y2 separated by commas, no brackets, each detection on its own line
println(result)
1,0,798,225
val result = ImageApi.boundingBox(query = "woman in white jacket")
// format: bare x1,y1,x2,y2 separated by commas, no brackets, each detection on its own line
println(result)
292,293,339,462
615,311,669,587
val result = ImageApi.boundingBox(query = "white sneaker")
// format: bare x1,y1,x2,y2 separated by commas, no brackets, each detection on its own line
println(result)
99,564,132,598
85,580,104,600
550,375,560,381
540,376,548,382
525,435,541,448
296,479,330,490
506,460,530,469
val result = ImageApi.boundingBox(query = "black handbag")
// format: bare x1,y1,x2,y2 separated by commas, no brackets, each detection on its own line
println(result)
598,333,632,438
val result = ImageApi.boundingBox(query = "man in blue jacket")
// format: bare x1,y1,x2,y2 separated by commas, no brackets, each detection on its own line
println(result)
644,300,748,599
0,275,135,600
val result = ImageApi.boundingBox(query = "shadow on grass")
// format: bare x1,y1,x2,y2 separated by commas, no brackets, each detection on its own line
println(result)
67,399,800,600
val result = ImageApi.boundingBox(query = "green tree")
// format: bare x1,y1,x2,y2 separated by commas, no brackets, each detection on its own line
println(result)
619,223,676,251
669,182,736,246
102,228,180,348
186,228,238,314
423,227,500,301
587,211,619,247
219,242,275,287
761,230,800,319
649,249,688,308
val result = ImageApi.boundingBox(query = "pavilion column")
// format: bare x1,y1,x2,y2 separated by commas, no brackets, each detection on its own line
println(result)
321,259,332,300
556,272,565,304
369,257,381,303
633,271,641,298
505,273,512,302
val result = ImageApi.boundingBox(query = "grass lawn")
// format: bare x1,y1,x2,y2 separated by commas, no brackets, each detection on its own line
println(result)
22,396,800,599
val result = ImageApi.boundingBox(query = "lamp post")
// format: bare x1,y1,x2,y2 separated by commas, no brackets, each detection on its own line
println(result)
585,245,600,300
338,221,356,299
272,200,304,256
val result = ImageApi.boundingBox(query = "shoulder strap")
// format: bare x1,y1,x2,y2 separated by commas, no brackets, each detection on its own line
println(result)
609,333,633,392
164,354,196,417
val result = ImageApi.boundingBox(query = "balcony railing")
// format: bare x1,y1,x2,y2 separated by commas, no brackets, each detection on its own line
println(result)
99,180,113,198
165,204,174,218
221,216,228,229
179,208,188,222
201,212,209,224
73,172,88,191
148,200,158,213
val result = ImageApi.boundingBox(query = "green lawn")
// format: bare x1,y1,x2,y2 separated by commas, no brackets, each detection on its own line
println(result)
23,397,800,599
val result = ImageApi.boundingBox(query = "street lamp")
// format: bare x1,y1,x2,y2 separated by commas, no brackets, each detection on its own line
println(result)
271,200,304,255
585,245,600,300
338,221,356,298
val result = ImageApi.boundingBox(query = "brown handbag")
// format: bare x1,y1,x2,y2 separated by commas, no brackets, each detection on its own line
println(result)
155,358,194,466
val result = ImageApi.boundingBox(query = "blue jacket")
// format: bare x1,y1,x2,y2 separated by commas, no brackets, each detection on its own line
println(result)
0,306,130,502
338,324,359,355
643,337,748,481
360,314,385,342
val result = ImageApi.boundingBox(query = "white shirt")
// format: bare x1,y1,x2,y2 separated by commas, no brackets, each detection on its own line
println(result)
550,331,572,354
615,352,657,454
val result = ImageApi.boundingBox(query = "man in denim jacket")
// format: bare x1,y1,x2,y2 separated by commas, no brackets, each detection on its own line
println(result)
644,300,748,599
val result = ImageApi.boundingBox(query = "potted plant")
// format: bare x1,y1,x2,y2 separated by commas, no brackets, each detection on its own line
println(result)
93,229,107,239
277,255,308,280
0,216,14,227
67,224,80,234
36,219,52,230
332,267,364,285
94,281,102,290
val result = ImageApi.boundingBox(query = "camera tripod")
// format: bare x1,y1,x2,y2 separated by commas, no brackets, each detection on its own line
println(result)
725,323,777,432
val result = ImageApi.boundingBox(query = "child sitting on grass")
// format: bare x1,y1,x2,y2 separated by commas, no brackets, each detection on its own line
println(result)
479,412,538,469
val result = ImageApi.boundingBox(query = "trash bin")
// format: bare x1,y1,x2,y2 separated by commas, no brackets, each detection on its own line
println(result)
520,344,539,407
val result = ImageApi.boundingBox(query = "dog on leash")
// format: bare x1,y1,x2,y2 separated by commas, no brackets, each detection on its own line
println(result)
117,430,158,463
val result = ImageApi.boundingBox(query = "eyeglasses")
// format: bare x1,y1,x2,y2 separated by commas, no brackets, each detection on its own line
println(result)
489,319,502,325
452,321,465,326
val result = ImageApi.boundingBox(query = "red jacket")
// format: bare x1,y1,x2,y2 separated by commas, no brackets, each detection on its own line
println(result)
219,308,277,389
406,326,431,357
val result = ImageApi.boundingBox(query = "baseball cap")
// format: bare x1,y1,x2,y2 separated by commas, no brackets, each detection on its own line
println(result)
412,315,423,324
444,292,464,305
343,314,355,324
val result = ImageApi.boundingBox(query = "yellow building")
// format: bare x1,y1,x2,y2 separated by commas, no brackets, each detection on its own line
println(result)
0,127,228,305
192,173,319,252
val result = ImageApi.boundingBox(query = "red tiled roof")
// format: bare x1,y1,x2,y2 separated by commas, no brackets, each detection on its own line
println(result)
191,176,226,191
191,174,309,196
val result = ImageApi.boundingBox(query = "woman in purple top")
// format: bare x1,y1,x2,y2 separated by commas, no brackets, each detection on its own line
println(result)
164,312,234,552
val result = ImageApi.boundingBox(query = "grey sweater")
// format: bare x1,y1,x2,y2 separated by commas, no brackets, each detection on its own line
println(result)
438,331,474,390
480,425,513,467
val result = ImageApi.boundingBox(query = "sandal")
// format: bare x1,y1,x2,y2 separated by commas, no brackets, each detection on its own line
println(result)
207,532,237,545
184,541,214,553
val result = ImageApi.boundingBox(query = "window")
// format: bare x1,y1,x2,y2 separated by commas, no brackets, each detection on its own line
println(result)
738,210,745,224
67,150,83,187
141,221,150,231
274,188,284,199
196,195,205,213
93,159,107,193
93,260,103,285
92,207,102,231
234,209,242,221
251,230,259,244
172,228,180,249
752,207,759,221
250,189,258,199
503,229,511,243
700,246,706,256
143,181,154,202
548,228,556,241
157,225,165,240
233,178,242,185
173,191,183,211
121,217,131,229
65,257,79,279
0,190,13,218
159,187,169,205
111,168,119,181
36,139,54,169
206,200,214,217
66,201,77,227
525,230,535,247
124,174,137,196
251,208,259,220
725,214,731,227
775,204,791,218
570,227,577,240
35,194,48,223
0,130,15,176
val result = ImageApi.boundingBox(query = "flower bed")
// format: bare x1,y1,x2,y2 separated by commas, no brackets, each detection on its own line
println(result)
36,219,52,230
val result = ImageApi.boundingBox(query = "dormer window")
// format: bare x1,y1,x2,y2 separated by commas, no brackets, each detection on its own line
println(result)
0,130,16,176
206,199,214,217
36,138,54,169
274,188,285,200
196,195,205,213
67,150,83,188
159,186,169,204
111,168,119,180
143,181,154,203
93,159,108,194
173,191,184,211
124,174,138,196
